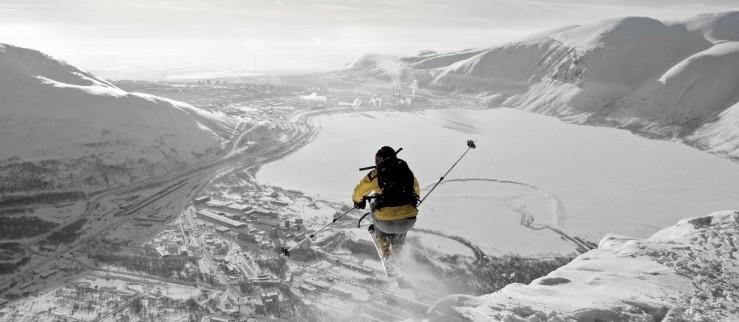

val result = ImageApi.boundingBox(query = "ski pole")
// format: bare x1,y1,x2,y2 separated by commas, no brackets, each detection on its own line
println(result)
280,205,357,256
417,139,476,207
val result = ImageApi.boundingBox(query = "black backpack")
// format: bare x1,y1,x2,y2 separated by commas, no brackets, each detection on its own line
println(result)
375,158,418,208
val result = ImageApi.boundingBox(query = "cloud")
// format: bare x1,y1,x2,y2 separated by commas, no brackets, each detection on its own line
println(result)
520,0,739,11
1,0,735,79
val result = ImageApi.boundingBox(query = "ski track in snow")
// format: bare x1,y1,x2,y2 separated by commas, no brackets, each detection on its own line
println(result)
410,227,487,264
424,177,596,253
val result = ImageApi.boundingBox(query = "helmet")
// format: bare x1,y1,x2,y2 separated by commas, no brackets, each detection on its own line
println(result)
375,146,396,164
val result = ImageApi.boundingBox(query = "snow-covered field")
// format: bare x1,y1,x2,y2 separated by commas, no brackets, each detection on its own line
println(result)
257,108,739,255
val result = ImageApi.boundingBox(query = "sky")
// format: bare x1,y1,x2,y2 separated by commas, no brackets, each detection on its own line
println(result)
1,0,737,80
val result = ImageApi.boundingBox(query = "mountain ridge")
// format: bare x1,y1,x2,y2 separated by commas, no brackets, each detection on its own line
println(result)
346,11,739,161
0,43,236,193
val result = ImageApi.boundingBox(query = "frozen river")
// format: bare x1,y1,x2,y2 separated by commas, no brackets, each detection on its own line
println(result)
257,108,739,255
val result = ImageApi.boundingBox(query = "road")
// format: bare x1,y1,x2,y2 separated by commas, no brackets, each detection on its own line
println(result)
0,106,347,296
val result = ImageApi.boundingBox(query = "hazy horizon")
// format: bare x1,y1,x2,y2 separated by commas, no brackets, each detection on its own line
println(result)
1,0,737,80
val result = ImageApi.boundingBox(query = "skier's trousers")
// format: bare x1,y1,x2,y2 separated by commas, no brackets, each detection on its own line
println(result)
372,214,417,234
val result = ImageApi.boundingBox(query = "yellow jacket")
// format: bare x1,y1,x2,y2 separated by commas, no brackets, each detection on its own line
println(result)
352,169,420,221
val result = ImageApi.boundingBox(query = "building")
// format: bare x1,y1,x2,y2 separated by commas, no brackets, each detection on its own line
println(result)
299,284,317,294
166,244,180,255
304,278,331,290
99,286,116,292
255,220,280,228
258,240,273,248
247,208,276,218
238,231,256,242
134,212,171,224
250,279,281,287
40,270,56,279
227,203,251,212
154,246,170,257
241,192,256,199
330,285,353,298
75,281,91,288
339,261,374,276
40,244,57,252
197,210,246,228
57,262,76,272
194,195,211,204
215,226,230,234
261,290,281,316
207,315,231,322
270,199,289,207
188,245,200,255
205,199,231,208
261,290,280,302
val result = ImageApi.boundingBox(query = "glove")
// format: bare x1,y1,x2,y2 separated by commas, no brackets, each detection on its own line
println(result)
354,199,366,209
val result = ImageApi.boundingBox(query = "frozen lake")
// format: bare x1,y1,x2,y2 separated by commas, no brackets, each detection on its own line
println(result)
258,108,739,255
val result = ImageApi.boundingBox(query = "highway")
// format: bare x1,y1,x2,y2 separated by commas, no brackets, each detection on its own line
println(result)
0,106,348,297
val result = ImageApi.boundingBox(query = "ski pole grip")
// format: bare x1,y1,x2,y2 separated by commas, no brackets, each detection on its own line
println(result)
467,140,476,149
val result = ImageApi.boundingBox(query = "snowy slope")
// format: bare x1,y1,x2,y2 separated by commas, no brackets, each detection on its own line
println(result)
611,41,739,131
0,44,232,192
688,101,739,160
348,12,739,159
681,11,739,44
433,211,739,321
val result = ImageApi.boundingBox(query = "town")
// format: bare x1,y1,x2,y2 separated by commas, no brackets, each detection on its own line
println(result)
0,79,482,321
1,176,463,321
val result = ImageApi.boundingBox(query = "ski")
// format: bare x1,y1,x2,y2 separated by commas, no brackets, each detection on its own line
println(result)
368,225,391,277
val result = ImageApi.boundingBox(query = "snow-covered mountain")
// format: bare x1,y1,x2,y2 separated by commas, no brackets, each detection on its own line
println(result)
430,210,739,321
0,44,234,193
348,12,739,160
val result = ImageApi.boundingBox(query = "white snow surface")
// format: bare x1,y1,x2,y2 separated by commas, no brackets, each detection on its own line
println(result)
448,211,739,321
0,43,226,164
689,101,739,159
612,41,739,125
350,11,739,159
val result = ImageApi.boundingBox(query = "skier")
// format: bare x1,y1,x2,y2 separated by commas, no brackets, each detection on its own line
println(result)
352,146,420,272
282,140,475,267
